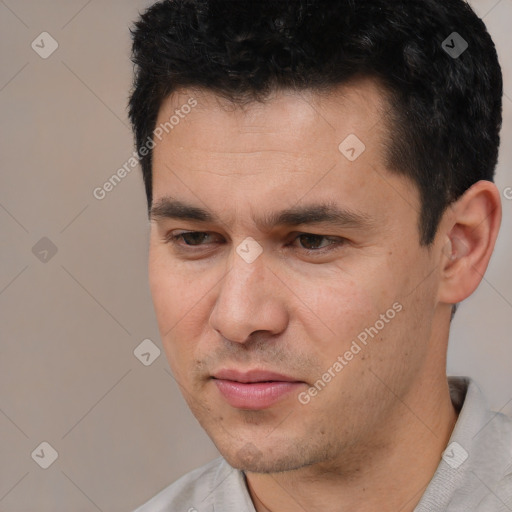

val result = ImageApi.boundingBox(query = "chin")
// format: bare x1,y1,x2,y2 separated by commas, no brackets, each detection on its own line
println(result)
220,439,313,474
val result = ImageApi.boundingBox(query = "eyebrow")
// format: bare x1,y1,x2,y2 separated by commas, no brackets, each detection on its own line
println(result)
150,196,375,232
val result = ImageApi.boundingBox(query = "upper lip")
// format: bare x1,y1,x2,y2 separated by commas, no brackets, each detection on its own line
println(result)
212,369,301,383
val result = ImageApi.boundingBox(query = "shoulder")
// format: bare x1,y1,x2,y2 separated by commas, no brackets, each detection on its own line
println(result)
133,456,233,512
473,395,512,509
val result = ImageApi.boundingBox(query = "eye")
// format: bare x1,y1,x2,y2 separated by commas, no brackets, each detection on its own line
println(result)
290,233,346,254
162,231,346,256
163,231,218,246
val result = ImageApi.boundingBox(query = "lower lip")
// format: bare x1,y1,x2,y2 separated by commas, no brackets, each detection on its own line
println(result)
213,379,304,410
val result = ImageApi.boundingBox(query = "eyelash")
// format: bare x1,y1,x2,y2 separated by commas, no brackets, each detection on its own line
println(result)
162,231,346,256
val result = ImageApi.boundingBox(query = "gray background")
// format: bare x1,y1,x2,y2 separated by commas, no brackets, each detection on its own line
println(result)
0,1,511,510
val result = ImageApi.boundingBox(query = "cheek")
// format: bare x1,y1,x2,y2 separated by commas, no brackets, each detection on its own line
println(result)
148,248,209,367
294,264,418,385
300,271,394,338
304,281,370,333
148,241,211,318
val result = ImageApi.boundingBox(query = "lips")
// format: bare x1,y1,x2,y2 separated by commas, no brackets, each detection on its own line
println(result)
212,368,300,383
211,368,305,410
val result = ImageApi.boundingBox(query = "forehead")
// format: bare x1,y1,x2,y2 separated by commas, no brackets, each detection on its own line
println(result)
155,78,390,152
150,79,419,232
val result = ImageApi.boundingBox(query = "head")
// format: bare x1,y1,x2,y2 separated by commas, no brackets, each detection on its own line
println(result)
128,0,502,473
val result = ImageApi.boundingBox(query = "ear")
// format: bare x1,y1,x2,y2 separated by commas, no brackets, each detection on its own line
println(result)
437,180,502,305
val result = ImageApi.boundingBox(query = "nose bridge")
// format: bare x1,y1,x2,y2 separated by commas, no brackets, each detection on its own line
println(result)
209,241,287,343
222,241,269,316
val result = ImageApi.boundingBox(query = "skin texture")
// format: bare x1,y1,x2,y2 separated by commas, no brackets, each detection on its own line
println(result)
148,78,501,512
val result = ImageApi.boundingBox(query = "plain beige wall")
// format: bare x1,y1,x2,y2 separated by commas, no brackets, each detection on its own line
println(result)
0,1,510,510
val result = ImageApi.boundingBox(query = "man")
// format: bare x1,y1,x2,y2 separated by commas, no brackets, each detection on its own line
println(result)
128,0,512,510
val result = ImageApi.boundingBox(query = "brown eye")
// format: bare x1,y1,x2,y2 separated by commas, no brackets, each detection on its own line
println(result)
163,231,217,246
291,233,345,254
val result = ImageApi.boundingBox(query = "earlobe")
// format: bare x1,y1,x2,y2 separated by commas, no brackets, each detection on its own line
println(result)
438,181,502,305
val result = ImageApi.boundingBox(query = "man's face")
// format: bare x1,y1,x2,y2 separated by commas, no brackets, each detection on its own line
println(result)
148,79,444,473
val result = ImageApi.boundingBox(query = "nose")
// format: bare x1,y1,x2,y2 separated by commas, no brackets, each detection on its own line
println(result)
208,245,289,344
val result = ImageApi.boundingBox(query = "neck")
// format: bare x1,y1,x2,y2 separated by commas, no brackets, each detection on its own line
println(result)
245,375,458,512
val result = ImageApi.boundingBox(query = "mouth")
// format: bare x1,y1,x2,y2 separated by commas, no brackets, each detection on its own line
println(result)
211,368,306,410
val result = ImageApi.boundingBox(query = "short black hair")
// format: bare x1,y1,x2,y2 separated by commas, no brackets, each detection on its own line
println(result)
128,0,502,246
